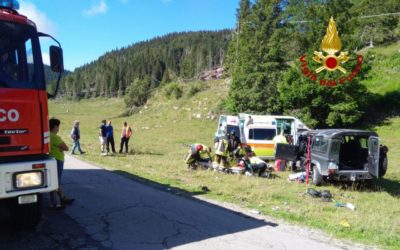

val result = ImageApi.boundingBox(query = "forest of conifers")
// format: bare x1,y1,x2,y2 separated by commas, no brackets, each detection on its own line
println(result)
52,30,231,98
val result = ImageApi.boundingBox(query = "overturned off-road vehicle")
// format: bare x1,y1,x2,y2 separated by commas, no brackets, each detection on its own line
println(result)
275,129,388,186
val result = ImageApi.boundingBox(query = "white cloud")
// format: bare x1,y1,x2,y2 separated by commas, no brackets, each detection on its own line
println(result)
84,1,108,16
19,2,56,35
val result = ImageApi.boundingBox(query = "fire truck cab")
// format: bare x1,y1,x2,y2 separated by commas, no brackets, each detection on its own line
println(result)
0,0,63,227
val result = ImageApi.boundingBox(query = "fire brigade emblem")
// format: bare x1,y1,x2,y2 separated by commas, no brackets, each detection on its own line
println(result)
313,17,349,74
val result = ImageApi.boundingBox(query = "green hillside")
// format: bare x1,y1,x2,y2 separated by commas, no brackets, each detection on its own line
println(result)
50,73,400,249
55,30,232,98
360,41,400,94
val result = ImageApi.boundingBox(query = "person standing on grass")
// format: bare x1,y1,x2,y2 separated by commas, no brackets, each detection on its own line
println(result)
70,120,85,155
273,128,288,171
99,120,107,155
49,118,74,210
214,135,229,171
119,121,132,154
106,120,116,154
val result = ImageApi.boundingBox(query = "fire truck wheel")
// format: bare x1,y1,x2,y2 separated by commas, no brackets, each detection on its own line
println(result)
312,166,323,186
8,194,42,228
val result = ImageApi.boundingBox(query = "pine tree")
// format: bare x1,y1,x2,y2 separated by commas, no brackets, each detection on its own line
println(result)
277,2,372,127
351,0,400,47
227,0,286,114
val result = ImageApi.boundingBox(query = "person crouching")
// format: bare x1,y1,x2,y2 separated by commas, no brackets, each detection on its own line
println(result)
185,144,212,169
243,148,268,177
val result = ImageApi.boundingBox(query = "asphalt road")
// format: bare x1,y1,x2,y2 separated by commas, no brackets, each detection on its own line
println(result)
0,155,370,250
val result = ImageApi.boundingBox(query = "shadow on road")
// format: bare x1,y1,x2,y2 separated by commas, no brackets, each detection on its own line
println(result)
0,200,102,249
64,166,278,249
1,160,279,249
113,169,279,224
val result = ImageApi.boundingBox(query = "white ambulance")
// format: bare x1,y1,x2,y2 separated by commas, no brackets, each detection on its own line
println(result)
238,114,310,160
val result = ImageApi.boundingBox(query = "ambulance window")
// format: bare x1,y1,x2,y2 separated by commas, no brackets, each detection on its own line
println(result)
227,125,239,137
249,128,276,140
276,119,293,135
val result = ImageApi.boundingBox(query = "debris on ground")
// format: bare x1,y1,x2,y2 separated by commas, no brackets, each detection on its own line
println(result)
306,188,321,197
306,188,333,202
334,201,356,211
321,190,332,202
250,209,261,215
201,186,210,192
288,172,306,182
339,220,351,228
271,206,280,211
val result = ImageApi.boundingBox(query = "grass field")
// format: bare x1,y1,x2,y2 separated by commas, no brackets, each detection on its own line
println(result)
360,41,400,95
50,77,400,249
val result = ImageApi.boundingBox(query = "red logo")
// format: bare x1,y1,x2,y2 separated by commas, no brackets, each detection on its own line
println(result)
299,17,363,87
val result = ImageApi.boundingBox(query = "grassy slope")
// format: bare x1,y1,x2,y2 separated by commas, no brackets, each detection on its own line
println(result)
49,44,400,249
360,41,400,94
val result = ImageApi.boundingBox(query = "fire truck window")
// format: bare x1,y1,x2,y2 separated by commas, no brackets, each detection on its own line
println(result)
25,39,34,82
0,50,16,83
0,21,38,89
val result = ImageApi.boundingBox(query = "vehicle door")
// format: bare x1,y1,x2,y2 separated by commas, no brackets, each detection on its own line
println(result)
311,136,329,174
239,117,246,144
216,115,227,138
367,136,380,177
328,139,341,164
0,22,45,157
274,143,298,161
226,116,240,139
248,126,276,158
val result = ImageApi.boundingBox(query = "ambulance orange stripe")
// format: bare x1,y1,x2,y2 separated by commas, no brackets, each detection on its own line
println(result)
242,143,275,148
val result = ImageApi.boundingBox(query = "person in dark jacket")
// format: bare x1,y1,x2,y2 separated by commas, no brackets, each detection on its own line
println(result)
99,120,107,154
227,130,241,159
70,120,85,155
106,120,116,154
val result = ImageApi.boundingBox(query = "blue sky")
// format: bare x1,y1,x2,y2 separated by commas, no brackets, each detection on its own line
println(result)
18,0,238,71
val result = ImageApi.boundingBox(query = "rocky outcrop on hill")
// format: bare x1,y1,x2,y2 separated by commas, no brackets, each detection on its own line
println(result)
198,67,224,81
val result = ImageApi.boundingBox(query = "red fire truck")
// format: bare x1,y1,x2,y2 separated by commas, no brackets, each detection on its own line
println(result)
0,0,63,227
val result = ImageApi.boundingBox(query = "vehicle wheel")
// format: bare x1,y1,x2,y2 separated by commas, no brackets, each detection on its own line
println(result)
8,194,42,228
312,166,323,186
379,154,388,177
